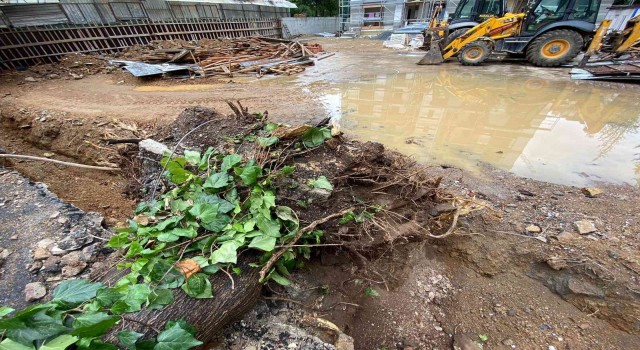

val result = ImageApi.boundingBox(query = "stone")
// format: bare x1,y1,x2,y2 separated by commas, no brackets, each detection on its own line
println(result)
24,77,37,82
453,333,483,350
10,235,18,240
70,73,84,80
556,231,579,243
502,339,515,346
574,220,596,235
81,243,101,261
57,226,94,250
36,238,55,249
578,323,590,330
308,188,331,200
28,261,43,272
546,257,567,270
24,282,46,302
526,224,541,233
553,191,565,196
581,187,603,198
49,246,68,256
139,139,170,155
60,251,85,266
567,278,605,298
33,248,51,260
62,261,87,277
429,203,457,216
0,248,11,260
42,256,62,273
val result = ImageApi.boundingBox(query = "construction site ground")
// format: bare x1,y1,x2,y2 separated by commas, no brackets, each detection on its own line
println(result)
1,38,639,350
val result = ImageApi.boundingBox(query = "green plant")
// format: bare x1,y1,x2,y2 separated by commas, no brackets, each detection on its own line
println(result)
364,287,380,298
0,147,316,350
308,176,333,190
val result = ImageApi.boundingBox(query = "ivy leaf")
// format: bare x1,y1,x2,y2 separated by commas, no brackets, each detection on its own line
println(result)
203,173,229,189
310,176,333,190
52,279,103,306
181,273,213,299
71,312,119,338
118,330,144,350
147,288,174,310
200,214,231,233
95,288,122,307
183,150,201,165
248,235,277,252
164,160,193,184
364,287,380,297
124,284,152,313
154,322,203,350
280,165,295,176
257,136,278,148
210,242,239,265
256,215,281,237
7,311,68,345
262,191,276,209
275,206,299,231
189,203,219,223
157,232,180,242
40,335,78,350
239,165,262,185
195,194,234,214
106,233,129,249
221,154,242,172
269,271,291,286
0,339,34,350
0,306,14,318
165,318,197,336
154,216,182,231
301,127,331,148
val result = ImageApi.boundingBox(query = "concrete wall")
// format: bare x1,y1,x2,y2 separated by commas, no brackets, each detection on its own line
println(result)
281,16,340,35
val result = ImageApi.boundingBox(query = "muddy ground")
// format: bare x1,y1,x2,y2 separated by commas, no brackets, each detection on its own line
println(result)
1,38,639,350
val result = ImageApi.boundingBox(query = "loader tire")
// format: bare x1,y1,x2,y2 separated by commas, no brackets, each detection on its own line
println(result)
526,29,584,67
458,41,492,66
446,28,470,46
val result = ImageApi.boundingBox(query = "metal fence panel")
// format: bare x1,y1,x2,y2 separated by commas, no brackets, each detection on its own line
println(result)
2,4,69,27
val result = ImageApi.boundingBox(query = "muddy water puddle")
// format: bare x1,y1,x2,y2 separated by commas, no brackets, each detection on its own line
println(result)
322,71,640,187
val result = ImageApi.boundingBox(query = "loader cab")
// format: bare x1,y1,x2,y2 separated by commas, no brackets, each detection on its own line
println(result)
450,0,506,24
520,0,601,35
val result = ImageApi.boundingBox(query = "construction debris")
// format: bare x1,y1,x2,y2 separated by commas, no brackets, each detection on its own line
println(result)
116,37,331,78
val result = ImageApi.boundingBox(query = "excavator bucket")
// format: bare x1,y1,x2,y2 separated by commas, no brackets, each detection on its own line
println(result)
417,31,444,65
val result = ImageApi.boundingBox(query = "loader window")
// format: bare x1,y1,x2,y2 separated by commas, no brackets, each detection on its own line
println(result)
526,0,570,31
453,0,478,19
568,0,599,22
479,0,503,17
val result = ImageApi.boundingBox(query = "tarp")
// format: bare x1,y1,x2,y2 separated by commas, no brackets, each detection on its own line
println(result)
110,60,201,77
166,0,297,8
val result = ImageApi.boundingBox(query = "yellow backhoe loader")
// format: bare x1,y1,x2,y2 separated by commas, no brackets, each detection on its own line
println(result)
419,0,603,66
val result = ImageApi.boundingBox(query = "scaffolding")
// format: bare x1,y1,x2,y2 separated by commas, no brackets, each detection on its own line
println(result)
339,0,350,31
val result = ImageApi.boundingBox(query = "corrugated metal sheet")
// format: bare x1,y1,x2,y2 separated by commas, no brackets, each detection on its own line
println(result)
0,9,9,28
2,4,69,27
60,1,105,23
143,0,174,20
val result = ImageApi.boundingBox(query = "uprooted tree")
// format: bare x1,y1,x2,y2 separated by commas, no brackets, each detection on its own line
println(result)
0,107,457,349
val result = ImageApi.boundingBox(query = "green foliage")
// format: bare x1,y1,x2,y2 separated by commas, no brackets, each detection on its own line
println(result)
364,287,380,298
0,147,325,350
301,127,332,148
308,176,333,190
339,206,380,225
290,0,338,17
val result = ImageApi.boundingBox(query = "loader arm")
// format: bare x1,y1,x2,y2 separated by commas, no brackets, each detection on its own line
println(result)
442,13,525,60
614,15,640,54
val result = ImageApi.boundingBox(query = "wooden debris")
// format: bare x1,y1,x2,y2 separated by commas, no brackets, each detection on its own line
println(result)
122,38,328,78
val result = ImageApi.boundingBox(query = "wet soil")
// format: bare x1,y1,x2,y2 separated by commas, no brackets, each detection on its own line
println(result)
1,39,639,350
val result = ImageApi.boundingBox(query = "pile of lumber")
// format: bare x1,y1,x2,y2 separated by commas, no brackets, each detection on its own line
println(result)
121,37,333,77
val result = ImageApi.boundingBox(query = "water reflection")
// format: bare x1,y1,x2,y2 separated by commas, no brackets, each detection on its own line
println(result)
325,71,640,187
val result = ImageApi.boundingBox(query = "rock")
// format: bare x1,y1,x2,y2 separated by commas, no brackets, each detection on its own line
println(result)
574,220,596,235
556,231,579,243
36,238,55,249
553,191,565,196
139,139,170,155
43,152,54,158
429,203,457,216
60,251,85,266
28,261,43,272
502,339,515,346
453,333,483,350
308,188,331,200
567,278,605,298
70,73,84,80
82,243,101,261
57,226,95,250
526,224,541,233
518,189,536,196
10,235,18,240
546,257,567,270
335,333,355,350
42,256,62,273
581,187,603,198
33,247,51,260
25,77,37,82
62,261,88,277
0,248,12,260
24,282,46,302
578,323,590,330
49,246,68,256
